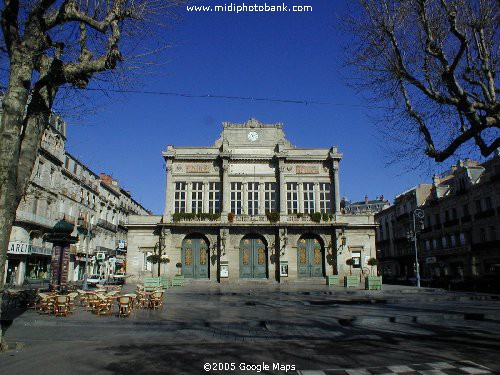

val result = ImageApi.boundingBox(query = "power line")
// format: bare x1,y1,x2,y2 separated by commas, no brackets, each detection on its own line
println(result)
84,87,385,109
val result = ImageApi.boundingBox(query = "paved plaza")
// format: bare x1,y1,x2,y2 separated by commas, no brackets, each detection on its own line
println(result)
1,283,500,375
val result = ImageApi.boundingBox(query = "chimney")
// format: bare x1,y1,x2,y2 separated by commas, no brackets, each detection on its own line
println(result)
380,194,384,201
365,194,368,204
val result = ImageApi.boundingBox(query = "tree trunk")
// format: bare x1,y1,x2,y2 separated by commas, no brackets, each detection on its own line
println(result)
0,58,50,348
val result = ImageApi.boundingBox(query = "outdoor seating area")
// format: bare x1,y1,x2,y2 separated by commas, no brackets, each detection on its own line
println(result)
25,284,166,318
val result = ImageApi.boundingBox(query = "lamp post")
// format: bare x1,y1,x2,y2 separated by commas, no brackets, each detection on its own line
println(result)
406,209,424,288
77,216,92,290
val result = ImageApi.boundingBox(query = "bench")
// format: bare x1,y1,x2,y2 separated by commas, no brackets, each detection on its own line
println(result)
160,276,171,289
171,275,184,287
143,277,161,292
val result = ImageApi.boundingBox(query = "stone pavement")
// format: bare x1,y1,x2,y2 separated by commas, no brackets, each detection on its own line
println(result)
1,283,500,375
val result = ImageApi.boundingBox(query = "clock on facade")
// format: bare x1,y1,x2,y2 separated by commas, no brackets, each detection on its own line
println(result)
247,131,259,141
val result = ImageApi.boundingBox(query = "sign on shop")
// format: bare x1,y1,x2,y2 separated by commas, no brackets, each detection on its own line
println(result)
8,241,31,255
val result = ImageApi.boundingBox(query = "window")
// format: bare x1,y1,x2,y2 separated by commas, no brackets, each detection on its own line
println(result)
351,251,361,268
319,183,331,213
432,238,438,250
286,183,298,214
36,161,44,179
303,183,315,214
479,228,487,242
73,162,78,175
450,234,456,247
434,213,440,226
191,182,204,214
264,182,277,213
174,182,186,213
230,182,243,214
462,204,469,217
425,240,430,251
441,236,447,248
490,226,497,241
208,182,221,214
475,199,482,213
459,233,466,245
445,210,449,222
247,182,259,216
451,208,457,220
485,197,492,210
49,168,55,186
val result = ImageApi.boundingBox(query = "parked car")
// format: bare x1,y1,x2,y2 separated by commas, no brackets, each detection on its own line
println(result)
107,272,126,285
87,274,105,286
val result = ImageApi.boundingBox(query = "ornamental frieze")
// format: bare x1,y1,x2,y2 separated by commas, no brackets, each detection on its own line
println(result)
296,165,319,174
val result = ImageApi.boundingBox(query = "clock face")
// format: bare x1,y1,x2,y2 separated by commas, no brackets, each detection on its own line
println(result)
247,131,259,142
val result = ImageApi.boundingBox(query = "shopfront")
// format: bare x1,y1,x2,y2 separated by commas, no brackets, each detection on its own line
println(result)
5,241,53,286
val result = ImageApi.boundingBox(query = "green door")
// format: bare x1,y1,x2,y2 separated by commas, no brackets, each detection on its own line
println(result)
297,237,324,278
181,237,209,279
239,236,267,278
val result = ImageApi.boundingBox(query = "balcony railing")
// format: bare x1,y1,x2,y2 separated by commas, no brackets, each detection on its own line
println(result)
97,218,117,232
16,211,57,229
474,209,495,220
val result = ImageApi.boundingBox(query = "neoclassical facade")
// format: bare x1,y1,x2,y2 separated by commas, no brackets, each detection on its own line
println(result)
127,119,377,283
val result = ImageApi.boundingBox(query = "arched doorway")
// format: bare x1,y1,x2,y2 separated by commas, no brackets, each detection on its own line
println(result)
239,234,267,278
297,234,325,278
181,235,209,279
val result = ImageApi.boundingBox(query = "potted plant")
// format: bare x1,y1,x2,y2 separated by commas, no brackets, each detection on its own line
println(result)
365,257,382,290
175,262,182,276
228,212,235,223
172,262,185,286
344,258,358,287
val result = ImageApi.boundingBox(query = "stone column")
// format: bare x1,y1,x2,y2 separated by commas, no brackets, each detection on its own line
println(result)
222,160,230,217
203,182,209,213
279,161,287,217
242,182,248,215
186,182,192,213
298,182,304,213
258,182,265,215
164,162,174,220
332,160,341,213
314,182,320,213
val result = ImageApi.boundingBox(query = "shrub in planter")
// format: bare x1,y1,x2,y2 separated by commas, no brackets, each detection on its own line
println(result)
309,212,322,223
367,257,378,275
228,212,235,222
175,262,182,275
345,258,354,275
266,211,280,223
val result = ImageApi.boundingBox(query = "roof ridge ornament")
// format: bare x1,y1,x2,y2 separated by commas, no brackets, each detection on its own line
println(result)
222,118,283,129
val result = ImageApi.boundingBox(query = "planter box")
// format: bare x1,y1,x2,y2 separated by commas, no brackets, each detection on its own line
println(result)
365,276,382,290
344,275,359,288
326,275,340,286
171,275,185,286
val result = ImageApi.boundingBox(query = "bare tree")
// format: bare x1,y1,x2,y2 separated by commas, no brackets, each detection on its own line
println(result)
344,0,499,164
0,0,182,328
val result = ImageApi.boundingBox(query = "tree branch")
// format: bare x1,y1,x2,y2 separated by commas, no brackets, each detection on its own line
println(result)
1,0,20,56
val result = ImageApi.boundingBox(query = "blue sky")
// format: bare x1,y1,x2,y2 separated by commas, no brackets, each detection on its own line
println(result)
64,0,446,214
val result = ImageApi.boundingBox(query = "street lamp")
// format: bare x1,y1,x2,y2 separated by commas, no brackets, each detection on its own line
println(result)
77,216,92,290
406,209,424,288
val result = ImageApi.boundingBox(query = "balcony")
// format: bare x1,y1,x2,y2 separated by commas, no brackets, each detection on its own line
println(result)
474,209,496,220
97,218,117,232
16,211,57,229
461,215,471,223
166,212,375,226
443,219,459,228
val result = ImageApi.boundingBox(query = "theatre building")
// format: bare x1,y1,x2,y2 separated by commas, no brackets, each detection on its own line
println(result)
127,119,377,283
